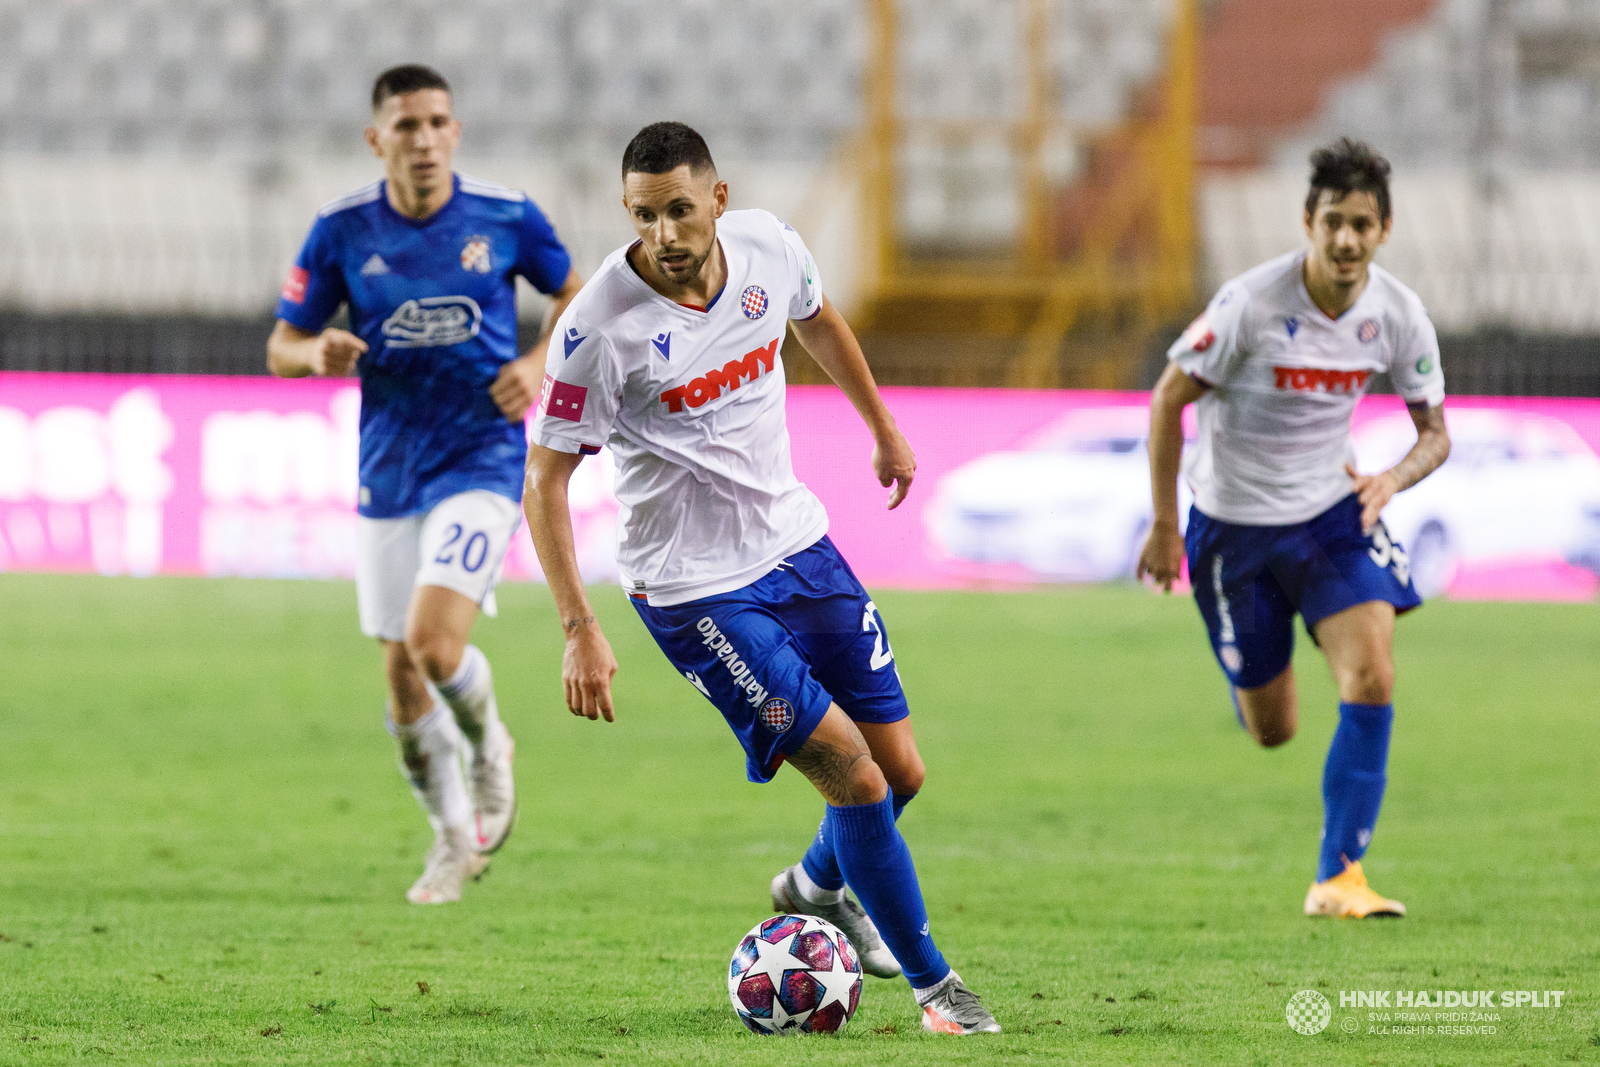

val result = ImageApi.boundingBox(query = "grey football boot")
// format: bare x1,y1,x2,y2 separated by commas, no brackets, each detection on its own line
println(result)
770,864,902,978
919,971,1002,1034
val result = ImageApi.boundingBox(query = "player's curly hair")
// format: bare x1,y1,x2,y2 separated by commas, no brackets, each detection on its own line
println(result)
1305,137,1392,222
371,65,450,111
622,122,717,180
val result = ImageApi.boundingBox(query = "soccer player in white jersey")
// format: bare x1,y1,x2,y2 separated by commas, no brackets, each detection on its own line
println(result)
267,66,583,904
524,123,999,1034
1138,139,1451,917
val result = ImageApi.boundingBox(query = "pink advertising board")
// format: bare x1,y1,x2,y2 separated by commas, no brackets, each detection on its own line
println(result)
2,371,1597,601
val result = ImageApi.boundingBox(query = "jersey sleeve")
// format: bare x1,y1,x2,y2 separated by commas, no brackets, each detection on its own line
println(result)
529,305,619,456
1387,298,1446,406
513,198,573,295
275,215,348,332
1167,282,1249,387
776,216,825,321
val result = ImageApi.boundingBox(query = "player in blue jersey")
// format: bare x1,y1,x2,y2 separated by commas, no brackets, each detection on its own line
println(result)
1138,140,1452,917
267,65,582,904
524,123,1000,1034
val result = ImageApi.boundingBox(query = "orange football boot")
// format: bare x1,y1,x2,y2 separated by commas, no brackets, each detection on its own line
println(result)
1304,860,1406,918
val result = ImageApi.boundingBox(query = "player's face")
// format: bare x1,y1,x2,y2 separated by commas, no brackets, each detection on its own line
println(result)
622,165,728,285
1304,189,1390,286
365,89,459,200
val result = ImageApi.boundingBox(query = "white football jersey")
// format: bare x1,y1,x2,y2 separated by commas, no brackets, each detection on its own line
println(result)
531,209,828,605
1169,250,1446,526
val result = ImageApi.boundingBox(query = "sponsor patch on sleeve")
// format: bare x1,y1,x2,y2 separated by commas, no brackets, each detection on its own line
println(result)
539,374,588,423
281,266,309,304
1179,313,1214,353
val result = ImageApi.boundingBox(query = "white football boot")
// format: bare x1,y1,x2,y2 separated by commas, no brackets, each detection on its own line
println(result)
919,972,1002,1035
770,864,902,978
469,720,517,854
406,825,489,905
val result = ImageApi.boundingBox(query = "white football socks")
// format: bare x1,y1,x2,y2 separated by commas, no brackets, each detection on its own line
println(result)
435,644,506,763
388,704,471,831
794,864,845,906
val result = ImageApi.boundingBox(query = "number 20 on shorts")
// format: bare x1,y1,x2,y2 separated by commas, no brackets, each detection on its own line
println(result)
435,524,490,573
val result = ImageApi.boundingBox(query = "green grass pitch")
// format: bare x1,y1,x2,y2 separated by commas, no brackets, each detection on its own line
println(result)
1,573,1596,1065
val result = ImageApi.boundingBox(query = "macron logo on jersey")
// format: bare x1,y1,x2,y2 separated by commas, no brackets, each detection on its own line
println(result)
658,338,779,413
651,331,671,360
540,374,588,422
1273,366,1371,393
382,296,482,348
281,266,308,304
563,327,586,359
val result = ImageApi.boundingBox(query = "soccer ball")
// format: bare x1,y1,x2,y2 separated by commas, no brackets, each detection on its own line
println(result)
728,914,863,1034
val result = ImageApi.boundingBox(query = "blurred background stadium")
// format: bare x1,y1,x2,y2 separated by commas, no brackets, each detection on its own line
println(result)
3,0,1599,394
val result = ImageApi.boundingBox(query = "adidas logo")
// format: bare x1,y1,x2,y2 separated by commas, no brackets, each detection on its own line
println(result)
360,253,390,276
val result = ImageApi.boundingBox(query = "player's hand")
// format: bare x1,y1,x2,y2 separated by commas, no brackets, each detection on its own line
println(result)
563,624,618,723
1345,463,1399,533
311,329,366,376
1136,519,1185,593
491,354,545,423
872,425,916,510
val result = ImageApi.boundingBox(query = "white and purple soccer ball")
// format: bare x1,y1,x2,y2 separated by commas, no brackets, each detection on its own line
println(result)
728,914,863,1034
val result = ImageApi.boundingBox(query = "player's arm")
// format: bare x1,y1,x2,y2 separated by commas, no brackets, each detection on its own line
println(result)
523,442,618,723
1137,362,1209,592
1345,402,1450,532
491,268,585,422
265,320,367,377
790,298,916,509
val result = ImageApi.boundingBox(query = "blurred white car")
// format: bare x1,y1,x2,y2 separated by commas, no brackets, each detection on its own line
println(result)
925,406,1190,581
1354,408,1600,596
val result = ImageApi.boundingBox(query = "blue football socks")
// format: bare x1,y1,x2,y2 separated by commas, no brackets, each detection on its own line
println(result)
825,792,949,989
1318,702,1394,882
801,790,916,892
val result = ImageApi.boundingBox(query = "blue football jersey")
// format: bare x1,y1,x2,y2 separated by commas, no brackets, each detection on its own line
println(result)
275,172,572,518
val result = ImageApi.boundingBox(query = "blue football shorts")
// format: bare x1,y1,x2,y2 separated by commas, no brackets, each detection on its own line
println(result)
1185,493,1422,690
631,535,909,783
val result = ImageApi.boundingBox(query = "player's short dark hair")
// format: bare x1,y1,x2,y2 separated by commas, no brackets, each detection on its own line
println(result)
621,122,717,180
1305,137,1392,222
372,64,451,111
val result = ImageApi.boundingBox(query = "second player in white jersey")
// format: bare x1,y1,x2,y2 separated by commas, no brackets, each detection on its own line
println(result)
1172,249,1445,525
533,208,827,604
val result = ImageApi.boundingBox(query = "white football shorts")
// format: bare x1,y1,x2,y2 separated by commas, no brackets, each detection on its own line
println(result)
356,489,523,641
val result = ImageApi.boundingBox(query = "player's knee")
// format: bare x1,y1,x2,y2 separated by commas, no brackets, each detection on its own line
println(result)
846,757,889,806
403,626,465,683
1343,658,1395,705
885,756,925,798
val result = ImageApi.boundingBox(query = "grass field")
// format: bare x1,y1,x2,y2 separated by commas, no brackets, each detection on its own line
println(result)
1,574,1597,1066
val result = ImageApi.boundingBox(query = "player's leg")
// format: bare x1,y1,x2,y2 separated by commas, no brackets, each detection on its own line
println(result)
1302,600,1404,917
1234,665,1299,748
789,708,998,1034
407,491,524,853
1293,495,1417,917
358,515,478,904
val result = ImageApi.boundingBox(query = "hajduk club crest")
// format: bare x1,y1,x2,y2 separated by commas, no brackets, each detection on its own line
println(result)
741,285,768,320
461,236,492,274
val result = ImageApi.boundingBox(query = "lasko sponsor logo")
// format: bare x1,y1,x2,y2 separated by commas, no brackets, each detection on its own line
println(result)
281,266,309,303
539,374,588,423
1273,366,1371,393
695,616,770,707
659,338,779,413
1180,313,1214,352
382,296,482,348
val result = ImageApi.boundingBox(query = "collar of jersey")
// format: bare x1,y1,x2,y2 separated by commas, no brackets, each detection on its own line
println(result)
624,239,727,313
377,173,464,230
1295,248,1373,325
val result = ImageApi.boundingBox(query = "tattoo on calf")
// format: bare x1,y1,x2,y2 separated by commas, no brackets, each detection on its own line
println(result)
789,734,873,806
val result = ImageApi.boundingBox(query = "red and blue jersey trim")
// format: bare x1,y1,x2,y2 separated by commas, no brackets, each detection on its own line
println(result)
578,443,601,456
